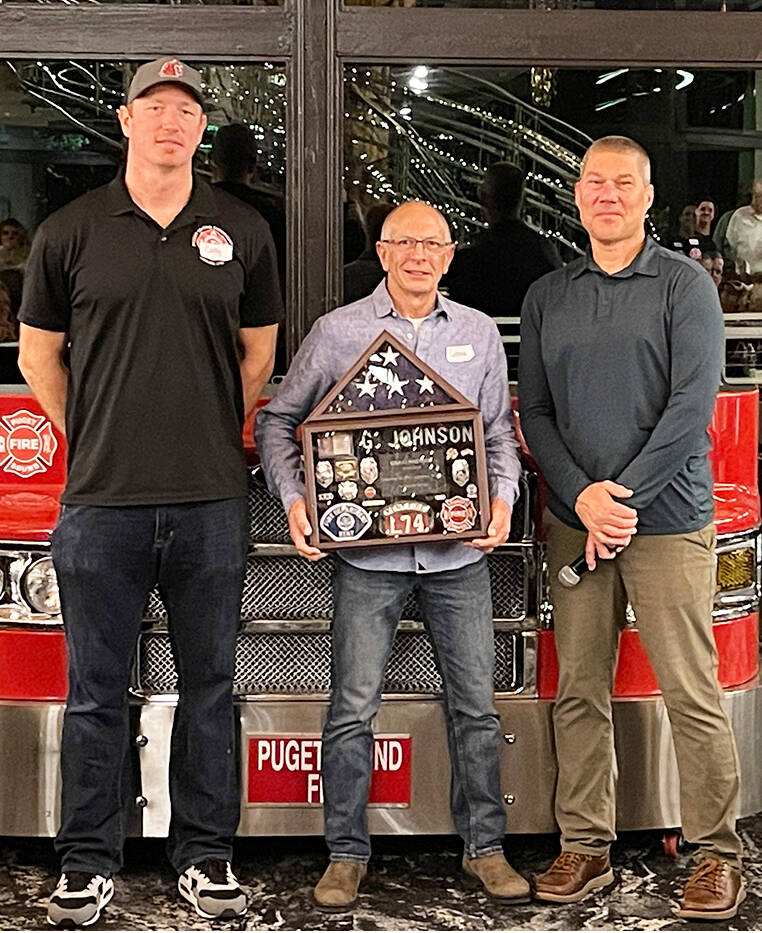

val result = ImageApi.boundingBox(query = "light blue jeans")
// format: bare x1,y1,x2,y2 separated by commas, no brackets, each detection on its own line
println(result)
322,556,505,862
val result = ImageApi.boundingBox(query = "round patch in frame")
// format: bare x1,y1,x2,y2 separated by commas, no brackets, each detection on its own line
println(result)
320,502,372,542
440,496,477,533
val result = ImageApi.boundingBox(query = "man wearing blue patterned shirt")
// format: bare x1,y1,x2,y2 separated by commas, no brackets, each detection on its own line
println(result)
257,201,525,911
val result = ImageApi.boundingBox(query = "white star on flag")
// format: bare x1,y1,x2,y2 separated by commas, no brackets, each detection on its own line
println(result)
355,374,377,398
379,346,400,367
387,373,409,398
415,375,434,395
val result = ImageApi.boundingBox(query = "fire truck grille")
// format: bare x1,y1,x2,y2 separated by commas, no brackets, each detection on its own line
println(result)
143,550,528,623
133,629,521,696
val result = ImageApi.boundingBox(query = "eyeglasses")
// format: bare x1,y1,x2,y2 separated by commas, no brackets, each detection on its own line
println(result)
380,237,453,253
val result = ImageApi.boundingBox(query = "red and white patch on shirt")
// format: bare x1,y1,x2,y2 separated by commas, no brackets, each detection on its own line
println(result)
192,225,234,266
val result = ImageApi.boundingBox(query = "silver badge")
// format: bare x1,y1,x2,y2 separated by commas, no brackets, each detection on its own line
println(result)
338,481,358,501
315,460,334,488
320,502,372,542
452,458,469,487
360,456,379,484
466,483,478,499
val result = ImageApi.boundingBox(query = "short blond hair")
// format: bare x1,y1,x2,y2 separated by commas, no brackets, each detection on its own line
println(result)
579,136,651,185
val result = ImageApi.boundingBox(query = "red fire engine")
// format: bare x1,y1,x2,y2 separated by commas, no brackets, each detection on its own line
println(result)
0,379,759,843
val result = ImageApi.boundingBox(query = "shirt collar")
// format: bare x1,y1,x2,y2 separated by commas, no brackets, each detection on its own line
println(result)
369,278,452,321
105,172,216,223
570,235,660,279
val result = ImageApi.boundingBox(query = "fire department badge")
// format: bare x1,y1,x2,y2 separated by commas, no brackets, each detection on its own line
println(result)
320,503,372,542
0,410,58,478
360,456,379,484
192,225,234,266
440,496,477,533
315,460,334,488
452,458,470,486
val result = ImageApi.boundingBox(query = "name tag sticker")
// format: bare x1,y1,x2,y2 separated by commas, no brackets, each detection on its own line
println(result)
446,344,475,363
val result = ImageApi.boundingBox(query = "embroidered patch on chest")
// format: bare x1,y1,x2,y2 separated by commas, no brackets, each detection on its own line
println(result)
192,225,234,266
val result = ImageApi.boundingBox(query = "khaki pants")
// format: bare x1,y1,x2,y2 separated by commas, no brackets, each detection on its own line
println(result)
545,510,743,867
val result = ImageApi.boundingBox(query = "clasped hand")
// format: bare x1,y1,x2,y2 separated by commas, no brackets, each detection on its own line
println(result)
574,480,638,570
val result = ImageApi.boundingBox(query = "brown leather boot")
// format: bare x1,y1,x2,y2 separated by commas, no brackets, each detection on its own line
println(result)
313,861,367,912
676,857,745,920
462,853,531,903
532,851,614,903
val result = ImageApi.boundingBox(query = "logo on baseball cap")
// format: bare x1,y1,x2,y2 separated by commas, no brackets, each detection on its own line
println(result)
126,57,205,106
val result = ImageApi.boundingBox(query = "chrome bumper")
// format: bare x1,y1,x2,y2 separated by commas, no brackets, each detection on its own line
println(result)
2,680,760,837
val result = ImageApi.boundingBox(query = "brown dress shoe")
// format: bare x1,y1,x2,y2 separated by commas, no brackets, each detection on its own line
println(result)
313,861,367,912
532,851,614,903
462,853,531,903
676,857,745,920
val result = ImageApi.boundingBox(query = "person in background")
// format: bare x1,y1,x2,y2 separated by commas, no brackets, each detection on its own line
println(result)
725,179,762,275
694,198,716,241
446,162,562,377
0,218,31,270
699,249,724,288
211,123,286,296
342,201,395,303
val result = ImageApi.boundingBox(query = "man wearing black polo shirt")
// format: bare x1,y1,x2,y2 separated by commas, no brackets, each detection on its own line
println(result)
18,57,282,926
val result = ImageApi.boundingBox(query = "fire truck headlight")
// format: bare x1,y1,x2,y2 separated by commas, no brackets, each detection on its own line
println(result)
717,546,755,592
23,557,61,615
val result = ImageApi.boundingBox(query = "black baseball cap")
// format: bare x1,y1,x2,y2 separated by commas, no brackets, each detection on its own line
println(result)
126,57,205,106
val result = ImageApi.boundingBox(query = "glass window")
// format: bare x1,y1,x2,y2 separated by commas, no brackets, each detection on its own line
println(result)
344,63,762,378
0,59,287,383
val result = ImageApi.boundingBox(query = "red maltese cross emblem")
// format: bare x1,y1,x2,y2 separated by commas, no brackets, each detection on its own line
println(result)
0,410,58,478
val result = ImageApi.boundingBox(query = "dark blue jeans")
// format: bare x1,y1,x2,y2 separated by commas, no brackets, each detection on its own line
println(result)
322,557,505,862
51,499,248,876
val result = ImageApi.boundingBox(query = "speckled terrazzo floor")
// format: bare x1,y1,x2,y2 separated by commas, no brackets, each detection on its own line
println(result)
2,817,761,931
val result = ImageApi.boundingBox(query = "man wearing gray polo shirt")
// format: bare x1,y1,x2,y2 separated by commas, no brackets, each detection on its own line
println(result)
519,136,744,920
257,200,528,911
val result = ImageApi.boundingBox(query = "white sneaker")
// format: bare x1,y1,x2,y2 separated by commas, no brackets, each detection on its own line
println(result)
178,858,247,920
47,871,114,927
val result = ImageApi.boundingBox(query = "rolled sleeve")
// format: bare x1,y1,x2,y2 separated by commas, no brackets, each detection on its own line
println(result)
479,322,522,506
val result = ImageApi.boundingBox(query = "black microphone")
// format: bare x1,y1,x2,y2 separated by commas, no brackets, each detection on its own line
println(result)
557,554,591,588
558,545,624,588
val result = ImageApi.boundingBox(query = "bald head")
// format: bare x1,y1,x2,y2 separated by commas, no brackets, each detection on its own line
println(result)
380,201,451,244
